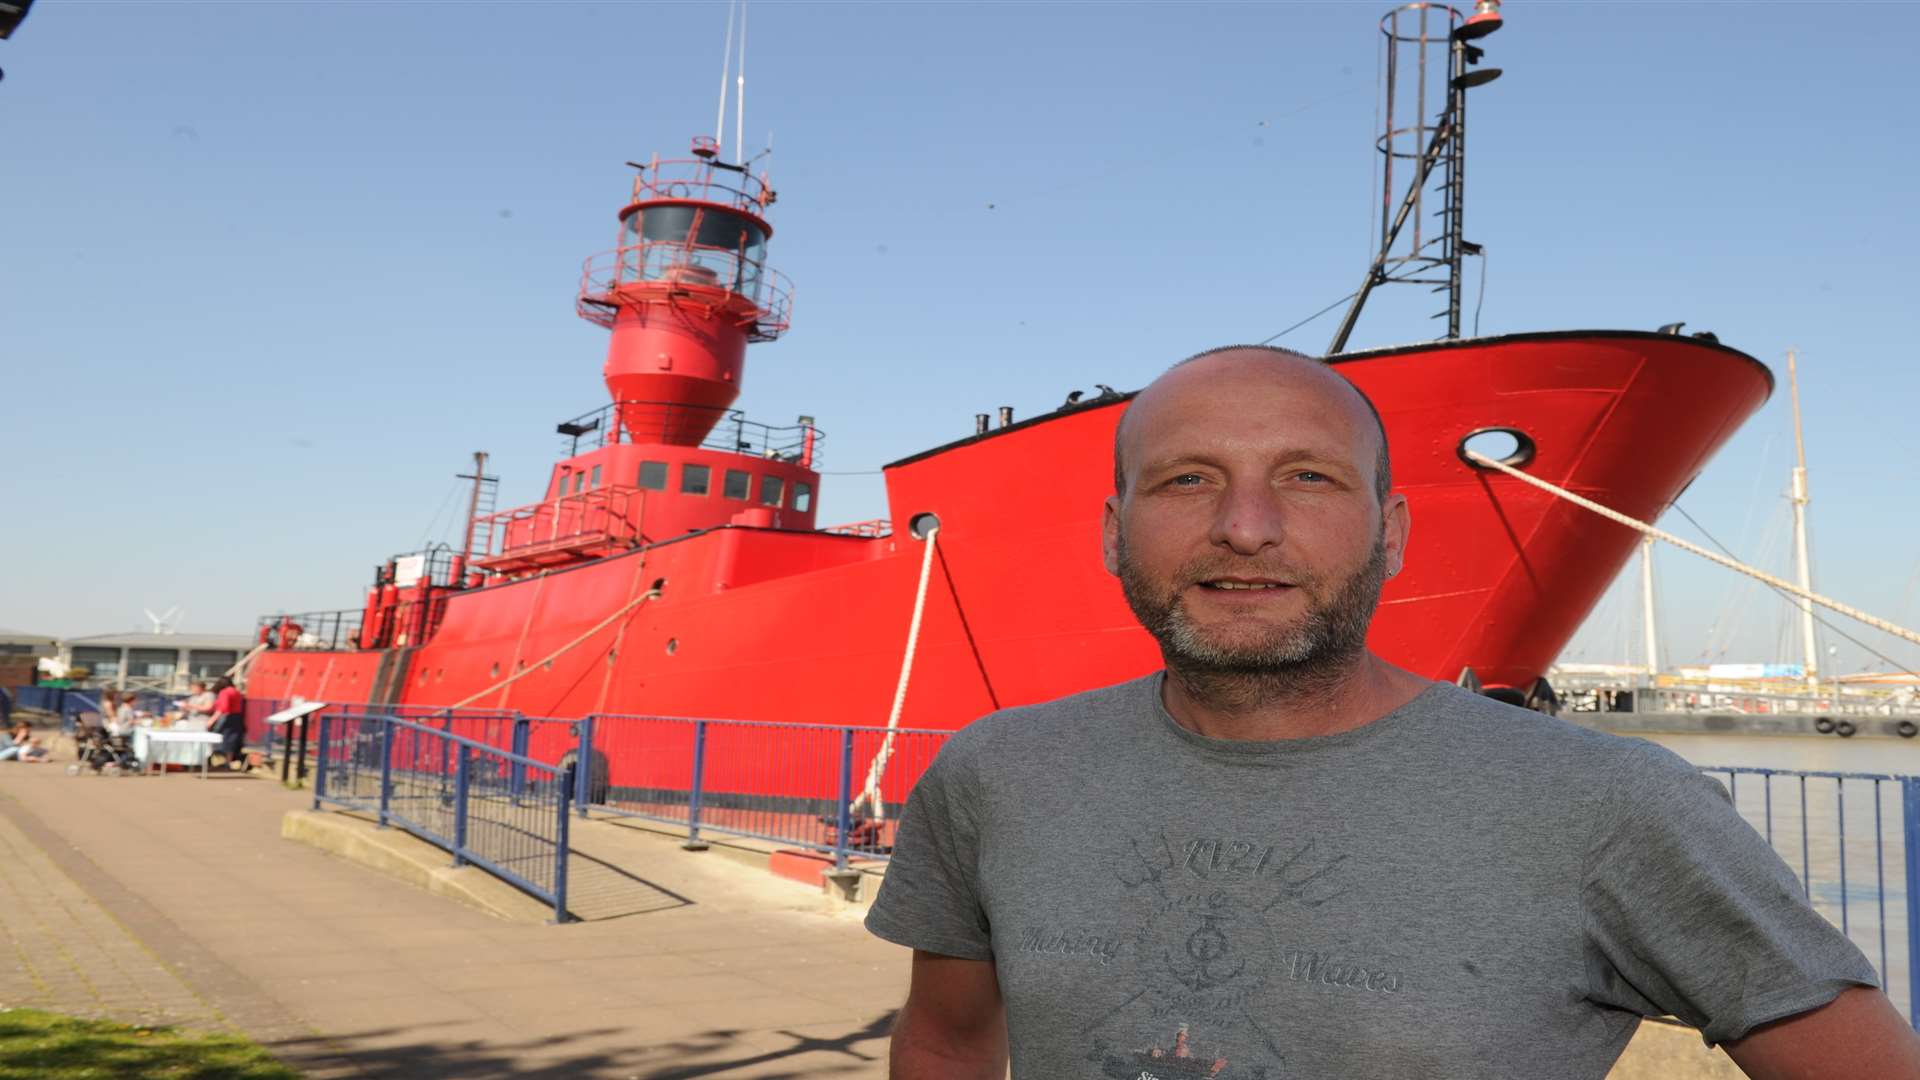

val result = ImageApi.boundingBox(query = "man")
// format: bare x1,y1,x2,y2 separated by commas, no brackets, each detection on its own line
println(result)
865,346,1920,1078
208,677,246,769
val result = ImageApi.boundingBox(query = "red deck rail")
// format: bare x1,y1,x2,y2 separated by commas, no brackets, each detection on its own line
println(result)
472,486,649,573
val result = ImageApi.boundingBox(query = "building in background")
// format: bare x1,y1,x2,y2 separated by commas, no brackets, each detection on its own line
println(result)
0,628,58,689
57,632,254,693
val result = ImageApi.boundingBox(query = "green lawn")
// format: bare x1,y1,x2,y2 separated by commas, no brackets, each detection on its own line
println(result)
0,1009,300,1079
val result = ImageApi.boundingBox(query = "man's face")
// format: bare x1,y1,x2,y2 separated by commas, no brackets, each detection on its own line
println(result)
1102,354,1409,675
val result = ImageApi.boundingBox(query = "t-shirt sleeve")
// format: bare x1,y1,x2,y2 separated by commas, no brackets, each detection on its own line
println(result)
864,733,994,961
1582,740,1880,1045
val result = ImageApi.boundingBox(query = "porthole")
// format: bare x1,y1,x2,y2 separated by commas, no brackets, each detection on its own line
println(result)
489,662,500,678
1458,428,1536,470
665,638,679,655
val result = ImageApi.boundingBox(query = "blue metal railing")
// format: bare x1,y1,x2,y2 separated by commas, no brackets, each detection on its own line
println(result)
312,711,572,922
1701,766,1920,1026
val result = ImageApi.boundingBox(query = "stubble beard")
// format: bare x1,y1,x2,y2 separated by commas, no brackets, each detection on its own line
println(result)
1117,529,1390,715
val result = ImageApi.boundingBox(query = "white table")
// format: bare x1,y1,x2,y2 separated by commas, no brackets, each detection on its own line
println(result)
133,729,223,778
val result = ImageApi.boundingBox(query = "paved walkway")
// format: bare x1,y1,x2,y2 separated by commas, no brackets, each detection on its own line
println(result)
0,753,906,1078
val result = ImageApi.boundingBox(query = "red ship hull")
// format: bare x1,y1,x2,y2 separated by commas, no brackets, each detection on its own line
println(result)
249,330,1771,748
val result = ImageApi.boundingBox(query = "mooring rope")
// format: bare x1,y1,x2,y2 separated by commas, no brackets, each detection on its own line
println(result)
1464,450,1920,650
849,525,941,821
447,587,659,710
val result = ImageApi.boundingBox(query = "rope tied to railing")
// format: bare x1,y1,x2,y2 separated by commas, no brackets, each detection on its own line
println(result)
1463,450,1920,649
849,525,940,822
445,586,661,710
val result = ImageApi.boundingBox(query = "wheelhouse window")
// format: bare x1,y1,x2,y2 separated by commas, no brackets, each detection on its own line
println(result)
589,465,602,489
572,472,585,495
682,463,711,495
759,475,785,508
637,461,668,491
793,482,813,513
723,469,751,500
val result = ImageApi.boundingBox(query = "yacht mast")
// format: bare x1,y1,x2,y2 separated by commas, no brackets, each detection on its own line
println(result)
1787,348,1820,684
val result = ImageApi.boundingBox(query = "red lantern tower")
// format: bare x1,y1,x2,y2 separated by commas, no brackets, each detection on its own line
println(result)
463,136,815,578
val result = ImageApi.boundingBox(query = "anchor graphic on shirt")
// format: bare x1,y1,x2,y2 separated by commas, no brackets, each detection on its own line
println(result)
1167,909,1247,989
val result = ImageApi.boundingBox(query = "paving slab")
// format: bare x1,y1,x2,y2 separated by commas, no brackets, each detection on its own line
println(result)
0,759,904,1078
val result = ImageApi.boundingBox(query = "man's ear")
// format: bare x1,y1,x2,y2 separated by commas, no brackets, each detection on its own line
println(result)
1102,495,1122,578
1381,492,1411,577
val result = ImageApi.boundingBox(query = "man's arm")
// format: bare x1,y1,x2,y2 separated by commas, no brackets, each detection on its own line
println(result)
889,950,1007,1079
1723,986,1920,1079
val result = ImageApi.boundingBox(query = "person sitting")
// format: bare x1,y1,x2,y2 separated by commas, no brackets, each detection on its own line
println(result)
0,722,49,763
168,681,217,729
105,693,138,737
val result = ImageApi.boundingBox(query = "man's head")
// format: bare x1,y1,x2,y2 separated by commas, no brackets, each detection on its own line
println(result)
1102,346,1410,699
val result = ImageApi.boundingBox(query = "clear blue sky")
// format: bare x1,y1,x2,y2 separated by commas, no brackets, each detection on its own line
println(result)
2,1,1916,677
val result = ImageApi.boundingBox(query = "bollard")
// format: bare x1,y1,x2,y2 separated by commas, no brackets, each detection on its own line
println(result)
685,719,710,851
452,744,470,868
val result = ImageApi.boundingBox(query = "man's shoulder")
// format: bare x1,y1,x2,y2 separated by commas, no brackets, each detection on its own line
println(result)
940,674,1157,762
1409,682,1658,772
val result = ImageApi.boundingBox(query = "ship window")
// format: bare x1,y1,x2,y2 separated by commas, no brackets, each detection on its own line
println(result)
637,461,668,490
682,463,711,495
723,469,751,500
572,472,585,495
590,465,602,489
759,475,785,508
793,482,813,513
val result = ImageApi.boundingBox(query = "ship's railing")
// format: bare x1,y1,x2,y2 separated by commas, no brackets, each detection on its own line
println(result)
822,519,892,538
626,151,775,214
471,485,648,567
254,609,364,651
576,241,793,342
312,711,573,922
552,401,823,466
564,714,950,872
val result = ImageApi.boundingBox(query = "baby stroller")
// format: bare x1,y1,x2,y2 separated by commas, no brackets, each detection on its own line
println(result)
68,714,139,776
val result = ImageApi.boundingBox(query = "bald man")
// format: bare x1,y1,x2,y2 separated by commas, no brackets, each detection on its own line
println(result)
866,346,1918,1079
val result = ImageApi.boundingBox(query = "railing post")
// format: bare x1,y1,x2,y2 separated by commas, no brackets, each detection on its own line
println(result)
554,762,573,924
377,718,394,829
452,744,470,868
835,728,855,872
684,719,709,851
1903,778,1920,1029
574,715,594,818
312,714,331,811
510,713,530,799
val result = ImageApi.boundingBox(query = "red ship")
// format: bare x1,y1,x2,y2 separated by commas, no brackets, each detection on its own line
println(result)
245,3,1770,783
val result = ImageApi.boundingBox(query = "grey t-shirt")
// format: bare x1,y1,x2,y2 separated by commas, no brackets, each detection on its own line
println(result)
866,675,1877,1079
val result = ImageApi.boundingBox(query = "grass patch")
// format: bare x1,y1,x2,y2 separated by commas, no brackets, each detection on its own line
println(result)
0,1008,299,1079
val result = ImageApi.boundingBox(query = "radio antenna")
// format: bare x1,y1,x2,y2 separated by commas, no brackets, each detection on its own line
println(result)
735,1,748,163
713,0,737,150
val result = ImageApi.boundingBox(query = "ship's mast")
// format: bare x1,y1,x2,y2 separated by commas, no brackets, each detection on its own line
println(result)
1329,1,1504,355
1640,534,1661,682
1787,348,1821,684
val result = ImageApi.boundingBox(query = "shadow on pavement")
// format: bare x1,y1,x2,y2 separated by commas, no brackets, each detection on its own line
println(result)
269,1011,896,1079
564,848,696,922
